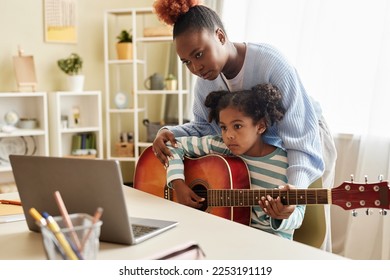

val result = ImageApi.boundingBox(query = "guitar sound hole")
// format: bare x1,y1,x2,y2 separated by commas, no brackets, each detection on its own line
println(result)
192,184,208,212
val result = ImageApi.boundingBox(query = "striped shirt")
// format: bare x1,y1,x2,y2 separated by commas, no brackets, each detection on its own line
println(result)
164,42,324,189
167,135,305,240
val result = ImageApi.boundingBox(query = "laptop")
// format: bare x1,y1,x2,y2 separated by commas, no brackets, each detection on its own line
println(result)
9,154,178,245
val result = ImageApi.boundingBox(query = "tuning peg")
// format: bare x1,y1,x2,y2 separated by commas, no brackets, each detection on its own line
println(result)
378,174,383,182
352,210,358,217
364,175,368,183
350,174,354,182
365,208,373,215
380,209,387,216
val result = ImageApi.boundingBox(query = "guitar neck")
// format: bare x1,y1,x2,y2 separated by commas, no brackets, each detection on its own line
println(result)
134,147,390,211
207,189,330,207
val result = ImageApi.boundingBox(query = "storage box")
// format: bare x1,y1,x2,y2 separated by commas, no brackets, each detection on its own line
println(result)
115,142,134,157
143,26,173,37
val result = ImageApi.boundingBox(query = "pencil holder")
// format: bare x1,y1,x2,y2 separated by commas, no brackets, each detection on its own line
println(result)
39,213,102,260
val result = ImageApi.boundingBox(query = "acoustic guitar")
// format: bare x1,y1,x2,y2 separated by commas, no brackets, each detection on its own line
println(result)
133,146,390,225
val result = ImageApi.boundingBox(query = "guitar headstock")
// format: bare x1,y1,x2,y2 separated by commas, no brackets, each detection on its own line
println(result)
331,181,390,211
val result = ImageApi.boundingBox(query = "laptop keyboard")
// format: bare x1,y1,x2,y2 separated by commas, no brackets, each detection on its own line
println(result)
132,224,159,238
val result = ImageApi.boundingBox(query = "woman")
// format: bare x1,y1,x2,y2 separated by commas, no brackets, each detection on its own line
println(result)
151,0,337,251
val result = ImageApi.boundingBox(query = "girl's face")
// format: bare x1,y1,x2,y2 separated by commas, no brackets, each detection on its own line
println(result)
219,107,266,157
175,28,227,80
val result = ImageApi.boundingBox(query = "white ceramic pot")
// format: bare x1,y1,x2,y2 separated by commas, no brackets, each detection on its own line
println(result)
67,75,85,92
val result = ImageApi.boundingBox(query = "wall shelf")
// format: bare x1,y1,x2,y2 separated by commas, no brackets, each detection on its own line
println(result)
103,7,190,171
48,91,103,158
0,92,49,177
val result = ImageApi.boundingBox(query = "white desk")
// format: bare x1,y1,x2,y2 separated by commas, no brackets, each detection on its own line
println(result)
0,187,344,260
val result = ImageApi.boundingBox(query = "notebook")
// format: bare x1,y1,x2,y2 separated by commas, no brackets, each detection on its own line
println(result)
9,154,178,245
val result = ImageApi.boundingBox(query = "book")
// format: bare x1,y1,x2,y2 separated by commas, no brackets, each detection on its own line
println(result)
0,202,25,223
70,133,97,155
71,134,82,152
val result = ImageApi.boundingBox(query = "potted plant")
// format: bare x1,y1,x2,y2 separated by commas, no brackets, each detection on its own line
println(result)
57,53,83,75
57,53,84,91
165,73,177,90
116,29,133,60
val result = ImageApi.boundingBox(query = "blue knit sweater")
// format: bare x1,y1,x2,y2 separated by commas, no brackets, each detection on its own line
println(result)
165,42,324,189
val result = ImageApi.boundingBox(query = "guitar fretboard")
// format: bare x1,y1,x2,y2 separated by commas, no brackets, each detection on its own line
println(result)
207,189,329,207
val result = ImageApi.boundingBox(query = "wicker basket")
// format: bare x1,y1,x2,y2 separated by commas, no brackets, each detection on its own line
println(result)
115,142,134,157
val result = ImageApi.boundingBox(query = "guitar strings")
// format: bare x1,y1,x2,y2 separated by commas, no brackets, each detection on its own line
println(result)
190,189,328,206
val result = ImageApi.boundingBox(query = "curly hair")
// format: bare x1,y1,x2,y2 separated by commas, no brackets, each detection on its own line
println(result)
205,84,285,128
153,0,226,38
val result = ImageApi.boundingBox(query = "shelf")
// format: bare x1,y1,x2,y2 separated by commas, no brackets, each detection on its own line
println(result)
48,91,103,158
0,92,46,97
104,6,190,179
60,126,101,134
107,156,137,162
137,36,173,43
54,91,100,97
137,89,189,95
0,129,46,137
0,91,49,176
108,108,145,114
137,142,152,148
108,59,146,65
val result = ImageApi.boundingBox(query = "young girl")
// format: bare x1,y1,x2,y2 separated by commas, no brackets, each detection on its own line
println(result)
166,83,304,240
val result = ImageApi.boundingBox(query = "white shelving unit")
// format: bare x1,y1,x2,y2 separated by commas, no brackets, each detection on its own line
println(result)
0,92,49,176
48,91,103,158
103,7,190,165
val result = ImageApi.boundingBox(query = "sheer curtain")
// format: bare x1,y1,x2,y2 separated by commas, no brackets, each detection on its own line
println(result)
221,0,390,259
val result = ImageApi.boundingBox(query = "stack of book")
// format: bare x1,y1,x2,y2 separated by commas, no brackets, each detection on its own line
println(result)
70,132,97,157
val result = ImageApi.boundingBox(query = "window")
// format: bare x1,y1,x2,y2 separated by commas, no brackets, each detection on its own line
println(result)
222,0,390,136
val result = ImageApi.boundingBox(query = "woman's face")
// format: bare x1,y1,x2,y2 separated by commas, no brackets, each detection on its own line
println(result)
175,28,227,80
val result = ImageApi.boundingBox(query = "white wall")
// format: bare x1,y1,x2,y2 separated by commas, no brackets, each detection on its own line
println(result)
0,0,168,183
0,0,155,92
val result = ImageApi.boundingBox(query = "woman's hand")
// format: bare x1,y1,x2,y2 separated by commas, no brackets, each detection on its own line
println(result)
152,129,177,166
172,179,205,209
259,184,296,219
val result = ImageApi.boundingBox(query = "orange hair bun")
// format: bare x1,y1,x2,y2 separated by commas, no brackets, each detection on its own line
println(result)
153,0,201,26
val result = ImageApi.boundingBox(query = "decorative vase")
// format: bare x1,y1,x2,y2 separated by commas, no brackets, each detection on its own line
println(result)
67,75,85,92
165,79,177,90
116,43,133,60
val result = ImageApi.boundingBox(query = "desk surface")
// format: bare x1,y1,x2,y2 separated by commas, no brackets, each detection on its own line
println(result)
0,187,344,260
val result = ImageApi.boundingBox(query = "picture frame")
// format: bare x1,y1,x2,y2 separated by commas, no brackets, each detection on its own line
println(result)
44,0,77,44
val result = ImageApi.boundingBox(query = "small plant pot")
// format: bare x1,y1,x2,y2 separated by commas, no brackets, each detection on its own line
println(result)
67,75,85,92
116,43,133,60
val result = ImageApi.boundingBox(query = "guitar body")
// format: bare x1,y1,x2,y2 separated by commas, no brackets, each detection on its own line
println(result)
133,146,252,225
133,146,168,198
184,151,251,225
